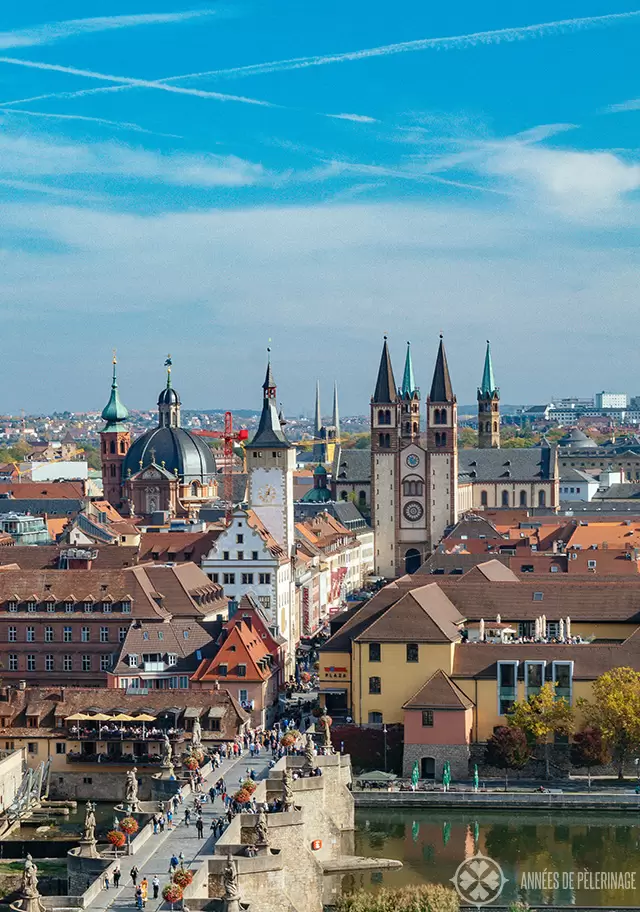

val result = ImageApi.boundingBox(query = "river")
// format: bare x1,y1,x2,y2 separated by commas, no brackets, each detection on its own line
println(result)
353,808,640,907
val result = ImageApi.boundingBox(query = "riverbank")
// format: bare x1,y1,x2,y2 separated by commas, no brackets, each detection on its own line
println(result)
353,790,640,810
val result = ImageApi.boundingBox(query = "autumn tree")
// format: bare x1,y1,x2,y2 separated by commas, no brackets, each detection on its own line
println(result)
509,682,574,779
578,667,640,779
485,726,530,791
570,727,610,789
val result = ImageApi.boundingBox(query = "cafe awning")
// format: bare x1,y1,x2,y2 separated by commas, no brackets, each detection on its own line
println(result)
111,713,136,722
134,713,157,722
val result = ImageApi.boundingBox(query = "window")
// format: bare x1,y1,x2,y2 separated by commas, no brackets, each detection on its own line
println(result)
236,534,244,544
100,627,109,643
9,654,18,671
406,643,419,663
26,626,35,642
65,602,74,613
368,676,381,695
368,643,381,662
525,661,545,699
497,661,518,715
223,573,236,585
223,551,230,561
179,676,189,689
210,573,219,583
27,743,38,755
241,573,254,585
519,490,527,507
81,626,90,642
218,663,228,676
45,655,54,672
368,711,383,724
27,654,36,671
422,710,434,727
258,596,271,609
259,573,271,585
102,602,112,613
403,480,424,497
82,655,91,672
8,626,16,642
252,551,258,561
553,661,573,704
63,655,73,671
27,601,36,611
480,490,488,507
129,654,138,667
237,664,247,677
55,743,66,754
121,601,132,614
210,718,221,731
183,630,189,640
44,626,53,643
84,602,94,613
501,490,509,507
100,655,112,671
533,592,544,602
167,654,178,666
538,490,546,507
237,551,244,561
8,601,17,613
83,777,92,785
587,559,597,569
63,626,72,642
239,689,248,704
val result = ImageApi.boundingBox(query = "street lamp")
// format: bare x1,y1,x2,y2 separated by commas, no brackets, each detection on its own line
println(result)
383,725,388,773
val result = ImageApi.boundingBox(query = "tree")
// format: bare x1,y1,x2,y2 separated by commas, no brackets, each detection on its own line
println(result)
509,682,574,779
570,727,610,789
578,667,640,779
336,884,458,912
485,726,530,791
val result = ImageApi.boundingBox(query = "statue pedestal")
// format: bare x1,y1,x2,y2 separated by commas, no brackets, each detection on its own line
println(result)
10,895,46,912
76,837,100,859
156,763,176,781
221,901,250,912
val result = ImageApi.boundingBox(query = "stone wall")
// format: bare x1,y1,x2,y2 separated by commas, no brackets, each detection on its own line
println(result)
470,742,640,781
47,769,179,802
403,743,469,780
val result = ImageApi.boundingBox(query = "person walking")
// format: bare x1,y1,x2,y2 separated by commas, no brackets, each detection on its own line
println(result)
196,814,204,838
103,873,110,890
184,807,191,826
140,877,148,907
113,865,121,888
152,875,160,900
169,854,179,875
135,885,143,910
167,809,173,829
130,865,139,887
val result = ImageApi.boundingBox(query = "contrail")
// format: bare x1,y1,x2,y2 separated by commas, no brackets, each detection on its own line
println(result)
2,107,182,137
0,56,276,107
0,11,216,50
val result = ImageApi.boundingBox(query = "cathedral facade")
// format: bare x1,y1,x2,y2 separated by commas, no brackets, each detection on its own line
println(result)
371,338,559,578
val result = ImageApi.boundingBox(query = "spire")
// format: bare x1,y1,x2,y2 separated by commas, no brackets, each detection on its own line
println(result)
401,341,417,399
248,351,290,448
479,340,497,397
429,335,454,402
101,352,129,429
332,382,340,438
314,381,322,438
157,355,180,427
373,336,397,403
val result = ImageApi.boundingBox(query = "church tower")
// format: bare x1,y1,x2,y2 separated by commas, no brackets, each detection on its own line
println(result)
425,336,458,547
477,340,500,448
158,358,181,428
312,381,341,464
100,355,130,508
371,337,401,577
400,342,420,442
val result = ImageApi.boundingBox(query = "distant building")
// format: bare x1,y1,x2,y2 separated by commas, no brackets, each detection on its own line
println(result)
311,382,340,464
595,391,628,409
0,513,50,545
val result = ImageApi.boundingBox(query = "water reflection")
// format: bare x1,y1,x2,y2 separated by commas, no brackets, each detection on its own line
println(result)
354,809,640,907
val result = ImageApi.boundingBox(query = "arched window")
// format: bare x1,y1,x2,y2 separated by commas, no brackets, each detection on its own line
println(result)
109,440,116,454
119,439,126,454
358,490,367,507
405,549,421,574
435,432,441,447
377,409,385,425
378,433,385,448
519,490,527,507
433,409,440,425
190,481,199,497
340,491,348,501
501,490,509,507
384,409,391,425
538,490,546,507
404,422,411,434
486,422,492,433
413,422,418,434
441,432,447,446
480,490,488,507
493,422,498,433
440,409,447,424
110,464,116,477
102,440,107,454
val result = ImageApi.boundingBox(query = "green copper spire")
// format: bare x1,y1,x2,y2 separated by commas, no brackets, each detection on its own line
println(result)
401,341,417,399
479,340,497,397
101,354,129,430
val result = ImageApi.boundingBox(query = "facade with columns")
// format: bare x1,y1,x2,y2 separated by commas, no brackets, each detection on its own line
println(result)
371,338,559,578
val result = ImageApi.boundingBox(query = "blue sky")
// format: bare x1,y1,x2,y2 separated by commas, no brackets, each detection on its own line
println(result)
1,2,640,415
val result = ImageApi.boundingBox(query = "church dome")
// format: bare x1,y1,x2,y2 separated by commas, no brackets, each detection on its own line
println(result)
559,427,597,449
101,358,129,429
158,386,180,406
123,426,216,482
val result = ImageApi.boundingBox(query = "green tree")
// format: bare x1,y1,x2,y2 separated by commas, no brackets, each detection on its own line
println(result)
578,667,640,779
336,885,458,912
570,727,610,789
485,725,530,791
508,682,574,779
81,444,102,471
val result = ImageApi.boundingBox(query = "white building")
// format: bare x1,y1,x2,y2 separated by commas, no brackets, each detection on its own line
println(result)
558,468,600,502
595,391,628,409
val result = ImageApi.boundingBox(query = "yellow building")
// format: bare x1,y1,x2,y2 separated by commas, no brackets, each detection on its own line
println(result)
319,560,640,779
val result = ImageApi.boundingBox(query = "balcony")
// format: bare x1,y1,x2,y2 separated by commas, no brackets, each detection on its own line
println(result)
67,751,163,765
66,725,185,742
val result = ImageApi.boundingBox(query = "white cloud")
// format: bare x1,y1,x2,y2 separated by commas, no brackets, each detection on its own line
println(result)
325,113,378,123
0,11,216,50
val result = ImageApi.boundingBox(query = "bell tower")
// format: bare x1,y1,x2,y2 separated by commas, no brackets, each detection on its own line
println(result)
425,335,458,547
477,340,500,448
400,341,420,442
371,336,401,577
100,354,130,508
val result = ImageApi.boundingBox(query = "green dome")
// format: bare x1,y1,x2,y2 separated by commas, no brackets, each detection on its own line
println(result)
101,359,129,429
301,485,332,503
314,463,328,476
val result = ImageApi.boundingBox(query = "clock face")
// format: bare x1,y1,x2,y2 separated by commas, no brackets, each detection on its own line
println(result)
406,453,420,468
258,484,277,504
403,500,424,522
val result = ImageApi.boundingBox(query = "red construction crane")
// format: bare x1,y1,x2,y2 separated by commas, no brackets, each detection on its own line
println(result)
193,411,248,518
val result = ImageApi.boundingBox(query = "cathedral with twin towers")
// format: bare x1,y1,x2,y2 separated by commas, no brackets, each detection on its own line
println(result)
370,337,559,578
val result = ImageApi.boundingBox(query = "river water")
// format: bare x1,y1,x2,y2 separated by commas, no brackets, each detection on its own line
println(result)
354,808,640,908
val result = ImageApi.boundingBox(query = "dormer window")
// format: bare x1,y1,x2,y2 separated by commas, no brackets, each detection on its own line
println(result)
102,602,112,613
129,654,138,667
237,664,247,677
27,601,36,612
121,601,132,614
8,600,17,612
167,654,178,666
65,602,74,613
84,601,94,613
218,664,228,676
